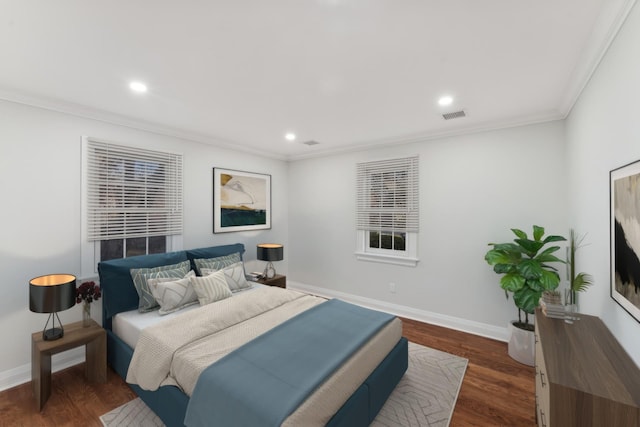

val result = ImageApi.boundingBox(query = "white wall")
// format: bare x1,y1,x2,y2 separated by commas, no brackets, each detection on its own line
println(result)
0,100,288,388
288,121,568,338
5,0,640,388
565,2,640,365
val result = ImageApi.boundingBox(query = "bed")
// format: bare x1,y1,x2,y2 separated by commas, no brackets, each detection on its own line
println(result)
99,243,408,427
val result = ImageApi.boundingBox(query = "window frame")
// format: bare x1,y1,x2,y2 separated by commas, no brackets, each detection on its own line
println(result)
355,230,418,266
355,155,419,267
80,136,184,277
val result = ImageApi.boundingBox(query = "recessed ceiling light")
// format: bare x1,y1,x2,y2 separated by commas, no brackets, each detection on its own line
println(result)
129,81,148,93
438,95,453,106
285,133,296,141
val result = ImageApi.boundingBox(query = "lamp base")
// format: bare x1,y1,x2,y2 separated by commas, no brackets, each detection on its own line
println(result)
42,312,65,341
43,327,64,341
263,262,277,279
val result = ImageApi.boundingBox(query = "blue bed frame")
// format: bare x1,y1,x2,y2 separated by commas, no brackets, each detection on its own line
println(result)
99,243,408,427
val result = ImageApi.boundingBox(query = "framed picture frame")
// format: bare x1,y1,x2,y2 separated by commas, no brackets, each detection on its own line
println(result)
610,159,640,323
213,168,271,233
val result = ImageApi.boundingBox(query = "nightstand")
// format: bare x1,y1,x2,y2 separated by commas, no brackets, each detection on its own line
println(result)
32,319,106,410
256,274,286,288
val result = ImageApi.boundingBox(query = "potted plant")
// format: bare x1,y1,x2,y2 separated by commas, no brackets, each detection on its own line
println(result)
565,229,593,309
484,225,566,365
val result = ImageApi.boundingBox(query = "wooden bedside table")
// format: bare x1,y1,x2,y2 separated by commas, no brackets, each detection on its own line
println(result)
32,319,106,410
256,274,286,288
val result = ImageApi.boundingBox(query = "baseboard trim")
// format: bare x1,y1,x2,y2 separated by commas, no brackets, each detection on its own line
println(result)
289,281,509,342
0,348,85,392
1,283,508,392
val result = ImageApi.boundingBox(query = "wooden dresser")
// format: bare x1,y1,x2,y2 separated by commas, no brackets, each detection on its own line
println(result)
535,309,640,426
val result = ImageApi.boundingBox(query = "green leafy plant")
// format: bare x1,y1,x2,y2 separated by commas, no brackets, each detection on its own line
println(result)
566,229,593,305
485,225,566,331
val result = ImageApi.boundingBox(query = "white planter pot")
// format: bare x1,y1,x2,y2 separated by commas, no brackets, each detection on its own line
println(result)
507,321,535,366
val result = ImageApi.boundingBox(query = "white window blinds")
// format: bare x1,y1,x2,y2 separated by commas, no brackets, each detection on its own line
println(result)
85,138,183,241
356,156,419,233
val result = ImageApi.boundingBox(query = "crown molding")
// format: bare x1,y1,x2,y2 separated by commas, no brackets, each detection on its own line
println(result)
2,0,634,166
0,85,567,164
285,110,565,161
0,87,287,161
558,0,637,116
0,85,566,162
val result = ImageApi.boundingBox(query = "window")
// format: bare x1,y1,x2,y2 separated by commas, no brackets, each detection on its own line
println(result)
81,137,183,274
99,236,167,261
356,156,419,266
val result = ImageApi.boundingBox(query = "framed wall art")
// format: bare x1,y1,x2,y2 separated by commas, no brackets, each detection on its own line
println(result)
610,159,640,323
213,168,271,233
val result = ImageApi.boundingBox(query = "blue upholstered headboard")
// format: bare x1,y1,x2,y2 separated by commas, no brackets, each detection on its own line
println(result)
98,243,245,330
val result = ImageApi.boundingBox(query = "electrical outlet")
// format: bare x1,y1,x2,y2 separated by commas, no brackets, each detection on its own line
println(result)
389,282,396,294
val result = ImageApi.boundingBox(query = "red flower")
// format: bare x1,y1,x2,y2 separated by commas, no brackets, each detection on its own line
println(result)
76,281,101,305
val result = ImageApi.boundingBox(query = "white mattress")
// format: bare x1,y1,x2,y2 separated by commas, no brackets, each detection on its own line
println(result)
113,282,265,348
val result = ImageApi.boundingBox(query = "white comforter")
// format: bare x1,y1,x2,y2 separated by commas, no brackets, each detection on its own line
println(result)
127,287,325,395
126,286,402,426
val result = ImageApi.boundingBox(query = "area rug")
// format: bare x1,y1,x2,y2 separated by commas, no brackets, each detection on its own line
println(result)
101,342,467,427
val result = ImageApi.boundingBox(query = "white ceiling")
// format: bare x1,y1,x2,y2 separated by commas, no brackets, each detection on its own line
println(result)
0,0,635,160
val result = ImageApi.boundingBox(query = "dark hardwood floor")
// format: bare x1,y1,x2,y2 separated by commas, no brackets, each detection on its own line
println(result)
0,318,535,426
402,318,535,426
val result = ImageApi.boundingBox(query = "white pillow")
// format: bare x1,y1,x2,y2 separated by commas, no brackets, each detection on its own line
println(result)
190,270,233,305
201,262,251,292
222,262,251,292
148,270,197,315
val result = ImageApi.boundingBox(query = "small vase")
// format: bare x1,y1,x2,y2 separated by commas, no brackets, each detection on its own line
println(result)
565,303,579,323
82,301,92,327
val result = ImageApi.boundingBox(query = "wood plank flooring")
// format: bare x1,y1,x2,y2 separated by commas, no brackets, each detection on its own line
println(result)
402,318,535,426
0,318,535,426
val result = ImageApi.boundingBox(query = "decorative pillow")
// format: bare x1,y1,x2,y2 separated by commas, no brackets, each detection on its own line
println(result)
193,252,242,276
222,261,251,292
148,270,198,315
190,270,233,305
199,263,250,292
130,260,191,312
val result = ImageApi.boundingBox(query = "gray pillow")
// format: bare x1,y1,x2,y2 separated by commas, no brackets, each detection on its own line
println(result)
193,252,241,275
148,270,198,315
130,260,191,312
222,261,251,292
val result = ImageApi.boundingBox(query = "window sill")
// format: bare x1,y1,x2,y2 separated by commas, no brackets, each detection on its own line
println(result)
355,252,419,267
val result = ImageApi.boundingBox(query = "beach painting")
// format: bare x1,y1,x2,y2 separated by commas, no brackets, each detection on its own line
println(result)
213,168,271,233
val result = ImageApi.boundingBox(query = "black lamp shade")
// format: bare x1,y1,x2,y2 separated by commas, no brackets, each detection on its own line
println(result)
29,274,76,313
257,244,284,262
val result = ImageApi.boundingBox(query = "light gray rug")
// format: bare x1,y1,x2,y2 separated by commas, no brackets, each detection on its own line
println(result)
101,342,467,427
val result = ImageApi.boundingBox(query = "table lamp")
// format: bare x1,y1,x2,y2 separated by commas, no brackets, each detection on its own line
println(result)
29,274,77,340
257,244,283,279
